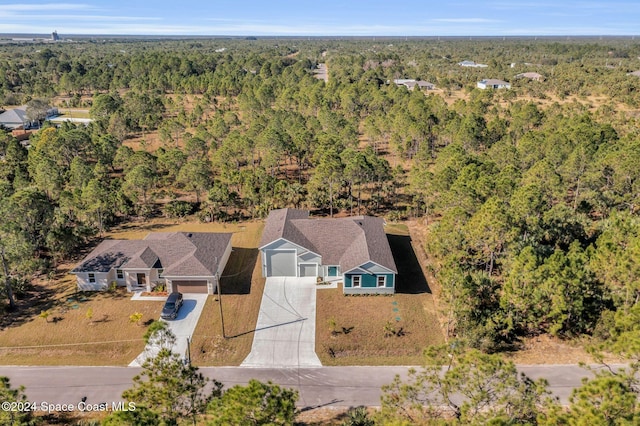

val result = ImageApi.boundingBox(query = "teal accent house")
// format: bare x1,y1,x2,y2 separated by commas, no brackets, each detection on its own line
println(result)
259,209,398,295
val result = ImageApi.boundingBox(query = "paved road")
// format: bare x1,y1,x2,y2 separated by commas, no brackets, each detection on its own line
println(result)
241,277,321,368
0,364,622,410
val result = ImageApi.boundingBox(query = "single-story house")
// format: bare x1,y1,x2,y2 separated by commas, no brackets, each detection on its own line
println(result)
259,209,398,295
458,60,488,68
0,105,59,130
71,232,233,294
393,79,436,90
516,72,544,81
0,107,30,130
477,79,511,90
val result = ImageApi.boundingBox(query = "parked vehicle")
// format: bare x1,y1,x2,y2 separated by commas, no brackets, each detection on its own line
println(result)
161,292,183,320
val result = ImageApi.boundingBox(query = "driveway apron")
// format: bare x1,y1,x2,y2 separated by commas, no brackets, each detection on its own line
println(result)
129,294,208,367
241,277,322,368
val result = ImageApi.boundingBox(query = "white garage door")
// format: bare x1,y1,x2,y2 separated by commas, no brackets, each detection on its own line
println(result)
299,263,318,277
265,250,296,277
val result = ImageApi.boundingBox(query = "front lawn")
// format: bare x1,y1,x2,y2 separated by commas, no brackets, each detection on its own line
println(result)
0,288,161,365
0,218,265,366
315,223,445,365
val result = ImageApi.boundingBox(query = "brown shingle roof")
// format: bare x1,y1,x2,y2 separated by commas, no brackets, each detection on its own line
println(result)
261,209,397,273
71,232,232,277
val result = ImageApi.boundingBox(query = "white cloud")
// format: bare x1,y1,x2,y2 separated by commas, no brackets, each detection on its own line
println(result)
431,18,500,23
2,3,94,11
10,14,160,22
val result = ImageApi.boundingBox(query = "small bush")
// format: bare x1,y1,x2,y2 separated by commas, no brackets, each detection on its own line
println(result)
163,200,195,218
39,310,52,323
129,312,143,325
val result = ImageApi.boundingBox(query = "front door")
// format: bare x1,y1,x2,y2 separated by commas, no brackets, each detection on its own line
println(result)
136,273,146,286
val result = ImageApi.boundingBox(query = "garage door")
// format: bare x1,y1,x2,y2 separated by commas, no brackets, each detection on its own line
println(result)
173,280,208,294
265,250,296,277
299,263,317,277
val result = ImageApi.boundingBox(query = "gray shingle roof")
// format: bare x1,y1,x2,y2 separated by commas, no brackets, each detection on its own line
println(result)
71,232,232,277
0,106,28,129
261,209,397,273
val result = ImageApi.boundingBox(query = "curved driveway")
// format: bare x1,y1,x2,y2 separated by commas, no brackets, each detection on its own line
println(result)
241,277,322,368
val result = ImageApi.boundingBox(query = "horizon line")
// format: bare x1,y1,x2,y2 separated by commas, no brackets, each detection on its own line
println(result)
2,33,639,38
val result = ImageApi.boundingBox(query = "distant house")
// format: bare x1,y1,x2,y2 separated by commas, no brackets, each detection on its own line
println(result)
458,60,488,68
516,72,544,81
0,107,29,130
71,232,233,294
259,209,398,294
627,70,640,77
477,79,511,90
393,79,436,90
0,105,59,130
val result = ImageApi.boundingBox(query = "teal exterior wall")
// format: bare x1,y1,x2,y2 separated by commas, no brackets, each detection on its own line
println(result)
344,273,395,294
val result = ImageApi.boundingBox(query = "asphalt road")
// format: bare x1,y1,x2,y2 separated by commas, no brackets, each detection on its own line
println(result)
0,364,622,411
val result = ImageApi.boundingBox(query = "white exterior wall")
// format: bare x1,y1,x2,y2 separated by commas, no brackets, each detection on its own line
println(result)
217,240,233,276
76,272,110,291
346,261,394,275
123,269,153,291
261,238,322,277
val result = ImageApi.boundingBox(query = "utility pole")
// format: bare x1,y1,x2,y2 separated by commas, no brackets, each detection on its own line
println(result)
214,256,226,338
186,337,191,366
216,275,225,338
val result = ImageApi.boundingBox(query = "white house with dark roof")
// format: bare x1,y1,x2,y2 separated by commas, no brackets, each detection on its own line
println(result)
71,232,232,294
259,209,398,294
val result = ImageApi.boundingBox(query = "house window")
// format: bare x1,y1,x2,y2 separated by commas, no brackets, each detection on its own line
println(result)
158,269,164,278
377,275,386,287
88,273,96,283
116,269,124,279
352,275,361,288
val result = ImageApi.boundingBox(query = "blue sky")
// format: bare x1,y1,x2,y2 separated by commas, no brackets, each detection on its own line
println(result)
1,1,639,36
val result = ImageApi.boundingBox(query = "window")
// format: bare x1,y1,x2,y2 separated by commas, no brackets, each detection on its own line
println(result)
352,275,361,288
158,269,164,278
88,273,95,283
377,275,386,287
116,269,124,279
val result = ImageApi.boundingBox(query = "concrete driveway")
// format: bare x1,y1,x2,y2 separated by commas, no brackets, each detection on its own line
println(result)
241,277,322,368
129,293,208,367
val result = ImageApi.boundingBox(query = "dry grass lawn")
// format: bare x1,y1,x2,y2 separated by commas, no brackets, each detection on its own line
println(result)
0,218,265,366
189,223,266,366
316,223,445,365
0,288,161,365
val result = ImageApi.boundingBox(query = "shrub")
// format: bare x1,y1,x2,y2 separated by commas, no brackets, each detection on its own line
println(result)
163,200,195,218
129,312,143,325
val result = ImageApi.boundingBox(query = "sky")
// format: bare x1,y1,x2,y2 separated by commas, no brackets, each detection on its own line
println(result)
1,1,639,37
